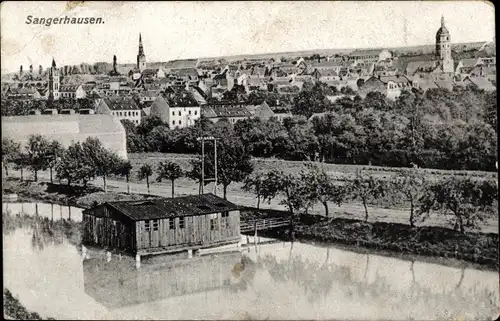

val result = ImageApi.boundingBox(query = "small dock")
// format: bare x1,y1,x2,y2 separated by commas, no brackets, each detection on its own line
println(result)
240,217,290,233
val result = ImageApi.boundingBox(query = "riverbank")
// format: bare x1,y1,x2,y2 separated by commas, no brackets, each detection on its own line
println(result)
241,208,499,271
3,178,498,271
3,289,54,320
2,178,155,209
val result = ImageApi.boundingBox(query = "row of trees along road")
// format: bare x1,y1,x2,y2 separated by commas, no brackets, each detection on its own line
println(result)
2,127,254,200
2,135,129,193
2,135,497,233
243,164,497,234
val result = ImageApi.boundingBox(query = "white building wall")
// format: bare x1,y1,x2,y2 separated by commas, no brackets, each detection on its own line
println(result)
111,109,142,125
167,106,201,129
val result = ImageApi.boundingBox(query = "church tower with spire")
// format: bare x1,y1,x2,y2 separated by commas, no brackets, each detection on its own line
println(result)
435,15,454,73
137,33,147,72
48,58,60,100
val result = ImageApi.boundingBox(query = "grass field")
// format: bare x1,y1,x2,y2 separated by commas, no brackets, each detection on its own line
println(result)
127,152,498,183
4,152,497,233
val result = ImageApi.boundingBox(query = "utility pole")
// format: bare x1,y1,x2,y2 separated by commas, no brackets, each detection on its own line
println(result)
197,136,219,195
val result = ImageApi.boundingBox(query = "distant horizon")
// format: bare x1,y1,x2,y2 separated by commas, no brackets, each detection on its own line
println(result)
1,1,495,74
1,39,491,76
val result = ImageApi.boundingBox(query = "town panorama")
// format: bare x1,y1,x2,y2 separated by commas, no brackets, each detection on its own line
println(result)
1,8,498,321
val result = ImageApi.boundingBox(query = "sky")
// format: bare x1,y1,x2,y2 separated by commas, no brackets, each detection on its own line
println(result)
0,1,495,73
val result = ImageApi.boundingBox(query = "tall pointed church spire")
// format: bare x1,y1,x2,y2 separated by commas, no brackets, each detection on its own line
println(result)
138,33,145,57
52,57,56,68
441,15,445,27
137,33,147,71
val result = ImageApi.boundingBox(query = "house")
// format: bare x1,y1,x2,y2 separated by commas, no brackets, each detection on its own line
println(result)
464,77,496,91
167,68,199,83
348,49,392,63
317,69,341,82
455,58,479,75
246,101,275,121
5,87,42,100
149,95,200,129
273,112,293,123
243,77,267,93
96,97,142,125
81,193,241,259
59,85,86,99
2,114,127,159
251,66,268,78
137,90,161,104
359,75,414,100
469,64,496,82
201,105,253,124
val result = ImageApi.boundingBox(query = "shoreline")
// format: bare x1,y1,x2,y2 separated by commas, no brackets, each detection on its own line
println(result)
3,289,54,320
3,178,498,271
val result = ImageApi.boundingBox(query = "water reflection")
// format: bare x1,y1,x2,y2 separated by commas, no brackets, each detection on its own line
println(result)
3,202,83,222
2,202,499,320
82,251,255,310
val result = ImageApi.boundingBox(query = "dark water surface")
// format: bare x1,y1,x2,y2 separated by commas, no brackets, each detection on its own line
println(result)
3,202,499,320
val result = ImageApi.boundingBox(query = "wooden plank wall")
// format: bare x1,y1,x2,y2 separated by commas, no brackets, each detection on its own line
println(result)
136,210,240,250
83,206,136,251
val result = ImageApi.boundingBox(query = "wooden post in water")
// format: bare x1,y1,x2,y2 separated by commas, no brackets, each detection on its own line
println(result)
254,221,257,245
187,249,193,259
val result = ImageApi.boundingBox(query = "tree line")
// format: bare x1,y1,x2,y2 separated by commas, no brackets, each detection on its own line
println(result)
243,164,497,234
2,134,496,234
122,86,496,171
1,130,253,200
2,135,127,192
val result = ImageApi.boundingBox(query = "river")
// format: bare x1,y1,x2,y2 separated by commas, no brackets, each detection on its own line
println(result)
3,202,499,320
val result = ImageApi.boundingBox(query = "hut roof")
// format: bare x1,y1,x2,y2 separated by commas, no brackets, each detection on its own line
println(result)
93,193,239,220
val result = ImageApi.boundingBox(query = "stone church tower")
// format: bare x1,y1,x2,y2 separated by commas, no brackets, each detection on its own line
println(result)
48,58,60,100
137,33,147,72
435,15,454,73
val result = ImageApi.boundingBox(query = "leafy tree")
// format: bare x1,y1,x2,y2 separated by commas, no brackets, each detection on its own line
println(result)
55,142,95,186
45,141,65,183
259,169,309,239
188,123,254,199
138,164,153,195
156,161,183,198
292,82,332,118
136,116,164,136
242,172,266,209
417,176,497,233
81,137,122,192
13,152,30,181
346,171,386,222
25,135,51,182
299,163,346,218
390,169,426,227
2,137,20,177
115,160,133,194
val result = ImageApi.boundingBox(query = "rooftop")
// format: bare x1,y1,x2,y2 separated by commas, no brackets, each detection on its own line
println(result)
102,97,140,110
89,194,239,220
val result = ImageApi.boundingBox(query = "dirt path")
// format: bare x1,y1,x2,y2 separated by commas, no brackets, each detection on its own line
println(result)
5,169,498,234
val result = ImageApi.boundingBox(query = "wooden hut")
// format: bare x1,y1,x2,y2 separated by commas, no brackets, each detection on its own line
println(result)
82,193,241,259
